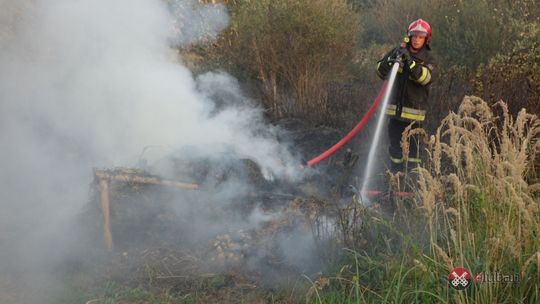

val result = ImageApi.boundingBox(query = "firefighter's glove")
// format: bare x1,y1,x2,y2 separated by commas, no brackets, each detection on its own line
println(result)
400,48,412,67
387,47,409,67
407,58,417,72
386,48,401,65
396,48,412,68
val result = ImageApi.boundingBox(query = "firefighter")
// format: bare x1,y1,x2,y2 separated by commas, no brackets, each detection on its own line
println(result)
376,18,437,173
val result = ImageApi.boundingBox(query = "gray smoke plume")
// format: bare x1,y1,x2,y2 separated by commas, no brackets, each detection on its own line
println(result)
0,0,311,301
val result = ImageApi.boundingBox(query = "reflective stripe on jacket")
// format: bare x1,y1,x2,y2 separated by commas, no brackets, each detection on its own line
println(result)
384,104,426,122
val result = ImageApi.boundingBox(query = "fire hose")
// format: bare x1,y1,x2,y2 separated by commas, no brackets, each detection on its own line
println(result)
306,81,388,166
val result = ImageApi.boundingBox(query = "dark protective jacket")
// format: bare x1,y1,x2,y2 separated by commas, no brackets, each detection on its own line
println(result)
376,44,437,122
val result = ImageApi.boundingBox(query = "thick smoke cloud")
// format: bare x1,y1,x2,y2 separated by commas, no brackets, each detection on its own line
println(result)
0,0,302,280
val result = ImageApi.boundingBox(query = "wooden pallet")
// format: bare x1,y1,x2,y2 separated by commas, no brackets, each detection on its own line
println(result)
94,168,199,251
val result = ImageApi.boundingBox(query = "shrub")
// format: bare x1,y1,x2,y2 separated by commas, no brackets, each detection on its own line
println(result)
473,20,540,116
221,0,361,123
356,0,528,70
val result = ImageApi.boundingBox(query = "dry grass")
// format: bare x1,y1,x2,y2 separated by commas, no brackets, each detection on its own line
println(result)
415,96,540,302
315,96,540,303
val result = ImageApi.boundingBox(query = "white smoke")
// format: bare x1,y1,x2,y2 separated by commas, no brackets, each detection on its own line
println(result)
0,0,301,278
168,0,230,46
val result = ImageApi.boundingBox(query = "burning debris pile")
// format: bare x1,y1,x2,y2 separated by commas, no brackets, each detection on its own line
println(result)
85,150,348,289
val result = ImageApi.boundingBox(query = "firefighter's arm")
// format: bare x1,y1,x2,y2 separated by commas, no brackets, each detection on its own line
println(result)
376,48,397,79
376,59,390,79
408,59,436,86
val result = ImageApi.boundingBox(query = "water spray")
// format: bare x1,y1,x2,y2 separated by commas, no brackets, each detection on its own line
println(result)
360,62,401,204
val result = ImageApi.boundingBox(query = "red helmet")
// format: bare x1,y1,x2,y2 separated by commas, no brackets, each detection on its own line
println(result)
407,19,431,43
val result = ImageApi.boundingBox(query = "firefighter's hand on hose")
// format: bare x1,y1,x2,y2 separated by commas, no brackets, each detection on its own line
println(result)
387,47,408,67
386,49,398,65
396,48,412,67
400,48,412,66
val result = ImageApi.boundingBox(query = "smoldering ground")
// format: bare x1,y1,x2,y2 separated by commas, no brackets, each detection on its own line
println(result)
0,0,327,302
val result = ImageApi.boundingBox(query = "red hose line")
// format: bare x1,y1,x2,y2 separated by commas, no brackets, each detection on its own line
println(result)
307,81,388,166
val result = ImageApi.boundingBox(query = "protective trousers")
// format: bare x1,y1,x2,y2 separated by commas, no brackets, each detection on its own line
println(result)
387,118,422,173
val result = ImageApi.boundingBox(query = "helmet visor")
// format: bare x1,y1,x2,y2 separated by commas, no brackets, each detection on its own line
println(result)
409,30,427,37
